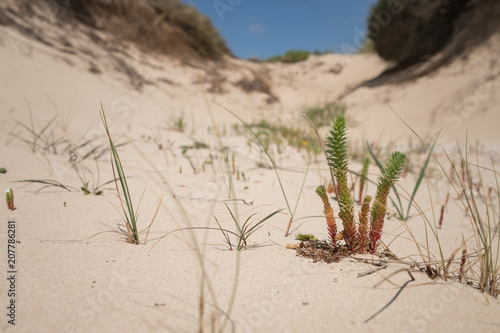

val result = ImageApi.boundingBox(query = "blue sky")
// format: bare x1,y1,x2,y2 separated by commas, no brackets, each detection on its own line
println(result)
182,0,377,59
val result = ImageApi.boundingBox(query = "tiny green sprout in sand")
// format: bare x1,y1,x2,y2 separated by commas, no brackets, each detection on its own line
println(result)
295,234,317,241
6,188,15,211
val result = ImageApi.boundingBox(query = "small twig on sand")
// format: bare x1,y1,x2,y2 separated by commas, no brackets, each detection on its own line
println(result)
357,260,388,278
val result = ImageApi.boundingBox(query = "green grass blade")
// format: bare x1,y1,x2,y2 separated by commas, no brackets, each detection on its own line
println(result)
492,162,500,274
16,179,76,192
366,141,383,169
224,202,243,236
405,133,439,218
214,215,233,250
100,103,139,244
240,213,259,236
245,209,284,238
389,196,404,220
239,214,257,249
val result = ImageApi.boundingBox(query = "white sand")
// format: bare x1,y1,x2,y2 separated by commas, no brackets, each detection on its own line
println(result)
1,19,499,333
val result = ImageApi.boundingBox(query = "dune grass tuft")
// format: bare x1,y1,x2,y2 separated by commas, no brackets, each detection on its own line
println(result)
214,204,284,251
304,102,346,128
451,145,500,297
386,107,499,297
100,103,140,244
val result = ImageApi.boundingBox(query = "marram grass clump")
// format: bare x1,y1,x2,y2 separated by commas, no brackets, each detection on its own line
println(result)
100,103,162,245
318,115,406,254
100,105,140,244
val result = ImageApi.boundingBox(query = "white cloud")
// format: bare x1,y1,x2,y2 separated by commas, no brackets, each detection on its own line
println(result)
248,23,266,35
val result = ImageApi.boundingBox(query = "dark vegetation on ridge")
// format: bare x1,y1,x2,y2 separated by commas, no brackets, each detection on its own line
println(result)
366,0,500,84
52,0,231,60
0,0,231,61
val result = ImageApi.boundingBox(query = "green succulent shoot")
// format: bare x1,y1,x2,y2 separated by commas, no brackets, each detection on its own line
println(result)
358,195,372,254
326,115,357,252
369,151,406,253
315,185,337,248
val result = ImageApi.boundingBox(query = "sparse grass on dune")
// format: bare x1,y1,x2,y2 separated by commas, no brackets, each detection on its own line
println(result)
16,158,116,195
8,107,125,195
46,0,231,61
265,49,334,63
9,95,499,322
189,104,499,298
233,118,321,156
7,103,121,164
136,100,294,331
376,110,500,298
3,1,499,331
446,146,500,296
9,95,498,333
304,102,347,128
157,205,283,252
384,146,500,298
231,102,350,157
224,106,315,238
7,99,72,160
168,111,188,133
267,107,499,298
